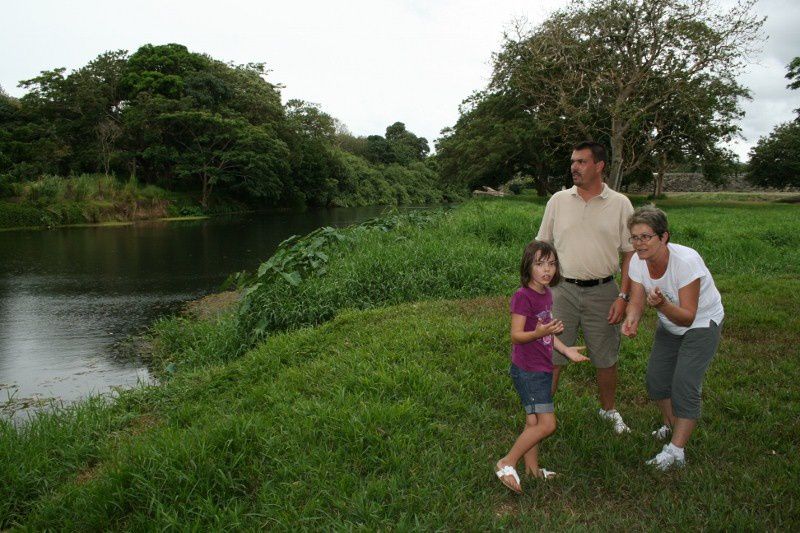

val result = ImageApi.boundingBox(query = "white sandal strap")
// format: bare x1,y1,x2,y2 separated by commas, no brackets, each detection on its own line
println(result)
539,468,557,479
496,465,520,485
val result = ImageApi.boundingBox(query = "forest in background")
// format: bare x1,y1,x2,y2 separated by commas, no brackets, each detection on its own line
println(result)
2,0,798,230
0,43,457,218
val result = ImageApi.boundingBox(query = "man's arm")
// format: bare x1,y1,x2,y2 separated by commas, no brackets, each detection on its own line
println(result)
535,199,554,243
607,251,634,324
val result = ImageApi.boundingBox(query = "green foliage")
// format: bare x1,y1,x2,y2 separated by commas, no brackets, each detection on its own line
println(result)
2,199,799,529
786,56,800,91
1,45,450,213
0,201,45,227
436,91,564,192
747,121,800,188
364,122,429,166
487,0,762,190
0,174,190,228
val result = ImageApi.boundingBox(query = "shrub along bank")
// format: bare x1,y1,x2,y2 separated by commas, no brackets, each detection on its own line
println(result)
1,196,798,529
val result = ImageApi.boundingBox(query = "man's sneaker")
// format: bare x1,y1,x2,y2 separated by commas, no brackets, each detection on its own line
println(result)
646,444,686,471
652,424,672,440
598,409,631,434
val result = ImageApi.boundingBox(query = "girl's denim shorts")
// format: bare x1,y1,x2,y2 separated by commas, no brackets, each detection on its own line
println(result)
509,364,554,414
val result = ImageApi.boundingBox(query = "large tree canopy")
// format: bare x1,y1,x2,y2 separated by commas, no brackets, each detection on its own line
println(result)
490,0,763,189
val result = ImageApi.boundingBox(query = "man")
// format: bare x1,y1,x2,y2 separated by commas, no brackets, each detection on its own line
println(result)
536,141,634,434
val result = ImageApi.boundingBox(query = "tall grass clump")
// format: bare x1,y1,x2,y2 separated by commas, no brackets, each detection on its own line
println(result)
236,198,545,341
0,174,197,228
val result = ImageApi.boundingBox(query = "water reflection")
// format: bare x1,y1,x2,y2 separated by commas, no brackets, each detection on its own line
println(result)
0,206,404,420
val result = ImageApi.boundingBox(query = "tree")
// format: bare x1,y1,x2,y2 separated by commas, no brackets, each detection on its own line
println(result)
159,110,290,207
747,121,800,189
384,122,429,164
786,56,800,115
491,0,763,189
747,58,800,189
786,56,800,91
435,90,563,193
18,50,130,175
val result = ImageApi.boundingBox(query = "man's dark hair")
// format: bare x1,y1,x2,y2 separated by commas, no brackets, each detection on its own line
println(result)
573,141,608,167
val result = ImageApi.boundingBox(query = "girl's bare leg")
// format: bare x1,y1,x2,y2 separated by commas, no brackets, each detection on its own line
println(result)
497,413,557,490
523,443,539,476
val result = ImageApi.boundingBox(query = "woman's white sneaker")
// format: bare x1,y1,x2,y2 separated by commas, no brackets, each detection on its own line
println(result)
646,444,686,470
652,424,672,440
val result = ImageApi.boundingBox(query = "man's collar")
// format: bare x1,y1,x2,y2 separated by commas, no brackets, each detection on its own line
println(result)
569,183,610,199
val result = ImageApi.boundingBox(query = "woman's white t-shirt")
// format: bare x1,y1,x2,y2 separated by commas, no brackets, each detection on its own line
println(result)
628,243,724,335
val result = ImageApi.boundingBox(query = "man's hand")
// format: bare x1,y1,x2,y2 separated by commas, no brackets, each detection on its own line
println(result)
607,298,627,325
562,345,589,363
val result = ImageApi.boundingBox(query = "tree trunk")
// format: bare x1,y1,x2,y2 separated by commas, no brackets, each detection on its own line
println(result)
201,174,212,208
609,133,624,190
655,153,667,197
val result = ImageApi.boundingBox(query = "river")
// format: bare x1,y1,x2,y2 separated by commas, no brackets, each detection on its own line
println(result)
0,206,408,420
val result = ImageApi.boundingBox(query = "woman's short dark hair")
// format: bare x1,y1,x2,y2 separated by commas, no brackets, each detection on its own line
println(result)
520,240,561,287
628,205,669,242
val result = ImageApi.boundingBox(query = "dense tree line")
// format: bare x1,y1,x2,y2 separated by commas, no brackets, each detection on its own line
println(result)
0,44,450,209
438,0,763,195
747,57,800,189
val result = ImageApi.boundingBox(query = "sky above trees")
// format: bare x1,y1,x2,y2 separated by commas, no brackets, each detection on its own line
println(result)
2,0,798,161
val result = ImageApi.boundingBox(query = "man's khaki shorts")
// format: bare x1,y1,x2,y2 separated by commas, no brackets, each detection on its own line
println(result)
552,280,620,368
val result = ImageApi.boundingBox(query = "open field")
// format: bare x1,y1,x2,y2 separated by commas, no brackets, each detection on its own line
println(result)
1,195,798,530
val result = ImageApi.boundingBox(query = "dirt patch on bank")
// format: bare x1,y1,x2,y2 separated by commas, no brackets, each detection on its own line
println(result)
182,290,241,320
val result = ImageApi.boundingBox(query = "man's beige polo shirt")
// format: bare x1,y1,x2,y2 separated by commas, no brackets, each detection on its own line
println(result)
536,184,634,280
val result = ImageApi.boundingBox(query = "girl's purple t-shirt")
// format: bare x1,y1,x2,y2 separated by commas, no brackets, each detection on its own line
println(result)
509,286,554,372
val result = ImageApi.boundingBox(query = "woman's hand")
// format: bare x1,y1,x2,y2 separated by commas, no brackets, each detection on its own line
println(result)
622,315,639,338
646,287,665,308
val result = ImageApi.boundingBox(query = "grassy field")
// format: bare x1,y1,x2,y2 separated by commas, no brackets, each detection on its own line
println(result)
1,194,798,530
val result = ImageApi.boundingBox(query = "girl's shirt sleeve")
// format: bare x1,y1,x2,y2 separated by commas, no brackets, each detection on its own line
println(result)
510,289,531,316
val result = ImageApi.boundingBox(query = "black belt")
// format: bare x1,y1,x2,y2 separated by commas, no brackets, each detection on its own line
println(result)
563,275,614,287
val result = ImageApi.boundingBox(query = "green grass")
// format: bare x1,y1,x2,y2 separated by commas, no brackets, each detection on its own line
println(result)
1,196,799,529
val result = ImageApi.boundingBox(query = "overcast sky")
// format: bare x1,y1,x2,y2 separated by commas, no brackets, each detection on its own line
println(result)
2,0,798,161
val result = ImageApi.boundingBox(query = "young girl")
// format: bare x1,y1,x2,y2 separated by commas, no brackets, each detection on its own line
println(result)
495,240,589,493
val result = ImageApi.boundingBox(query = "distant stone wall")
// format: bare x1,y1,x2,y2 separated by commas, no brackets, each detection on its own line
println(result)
624,172,798,194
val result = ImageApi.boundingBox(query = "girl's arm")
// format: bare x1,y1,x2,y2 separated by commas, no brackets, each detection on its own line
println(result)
553,336,589,362
648,278,700,327
622,280,646,338
510,313,563,345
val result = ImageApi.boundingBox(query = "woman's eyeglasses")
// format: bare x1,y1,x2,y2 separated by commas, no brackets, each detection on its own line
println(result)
628,233,659,243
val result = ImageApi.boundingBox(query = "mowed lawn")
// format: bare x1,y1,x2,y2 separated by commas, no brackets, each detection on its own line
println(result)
1,195,798,530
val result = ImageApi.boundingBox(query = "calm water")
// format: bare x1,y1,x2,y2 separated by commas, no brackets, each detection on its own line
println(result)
0,206,405,420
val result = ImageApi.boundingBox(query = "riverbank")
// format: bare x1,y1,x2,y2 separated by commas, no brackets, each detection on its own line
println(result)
2,195,798,529
0,174,247,229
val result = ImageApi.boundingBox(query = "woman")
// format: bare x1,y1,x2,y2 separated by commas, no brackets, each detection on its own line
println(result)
622,205,724,470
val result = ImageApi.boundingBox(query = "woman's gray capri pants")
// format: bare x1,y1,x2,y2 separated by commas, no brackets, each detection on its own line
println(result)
646,319,722,419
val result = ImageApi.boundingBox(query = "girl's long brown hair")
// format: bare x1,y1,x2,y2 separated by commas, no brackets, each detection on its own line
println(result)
520,240,561,287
